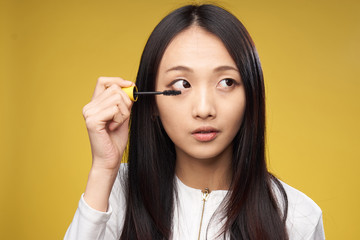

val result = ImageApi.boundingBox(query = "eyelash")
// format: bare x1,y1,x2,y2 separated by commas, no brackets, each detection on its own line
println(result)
170,78,239,90
217,78,237,88
171,79,191,90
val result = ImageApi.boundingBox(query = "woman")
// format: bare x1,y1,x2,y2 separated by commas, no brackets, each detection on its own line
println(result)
65,4,325,240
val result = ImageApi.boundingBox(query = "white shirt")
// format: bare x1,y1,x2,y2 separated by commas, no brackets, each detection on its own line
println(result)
64,164,325,239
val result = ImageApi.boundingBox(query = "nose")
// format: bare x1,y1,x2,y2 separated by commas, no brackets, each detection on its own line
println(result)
191,87,216,120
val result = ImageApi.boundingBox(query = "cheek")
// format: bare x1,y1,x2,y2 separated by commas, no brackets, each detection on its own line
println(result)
156,99,184,134
224,95,246,131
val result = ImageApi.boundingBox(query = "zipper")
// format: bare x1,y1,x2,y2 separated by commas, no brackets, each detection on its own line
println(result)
198,188,210,240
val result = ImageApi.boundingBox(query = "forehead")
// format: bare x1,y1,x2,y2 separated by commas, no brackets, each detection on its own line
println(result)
158,26,236,70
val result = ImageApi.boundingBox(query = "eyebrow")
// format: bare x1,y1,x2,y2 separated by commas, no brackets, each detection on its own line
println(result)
165,66,193,73
165,65,239,73
213,65,239,73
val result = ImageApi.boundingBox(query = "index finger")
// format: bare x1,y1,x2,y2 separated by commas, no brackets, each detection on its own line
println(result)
92,76,134,99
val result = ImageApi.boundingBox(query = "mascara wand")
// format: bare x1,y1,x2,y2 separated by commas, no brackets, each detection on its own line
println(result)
122,86,181,102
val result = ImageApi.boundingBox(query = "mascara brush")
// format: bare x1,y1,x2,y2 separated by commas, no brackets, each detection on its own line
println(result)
122,86,181,102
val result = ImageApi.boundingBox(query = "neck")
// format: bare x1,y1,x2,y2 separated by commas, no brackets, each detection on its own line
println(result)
175,145,233,191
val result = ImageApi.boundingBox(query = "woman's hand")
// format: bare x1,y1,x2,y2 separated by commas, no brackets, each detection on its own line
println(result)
82,76,134,171
82,77,134,211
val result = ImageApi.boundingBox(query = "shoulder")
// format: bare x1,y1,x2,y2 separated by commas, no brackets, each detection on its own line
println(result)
274,180,325,239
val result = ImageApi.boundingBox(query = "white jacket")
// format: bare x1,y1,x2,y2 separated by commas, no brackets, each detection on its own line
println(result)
65,164,325,239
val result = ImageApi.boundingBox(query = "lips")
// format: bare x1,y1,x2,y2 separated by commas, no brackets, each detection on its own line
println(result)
191,126,219,142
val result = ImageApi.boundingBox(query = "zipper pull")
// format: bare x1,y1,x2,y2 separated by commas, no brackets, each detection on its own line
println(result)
202,188,210,202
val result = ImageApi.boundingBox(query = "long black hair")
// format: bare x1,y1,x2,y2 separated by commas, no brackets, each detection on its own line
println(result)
121,4,288,239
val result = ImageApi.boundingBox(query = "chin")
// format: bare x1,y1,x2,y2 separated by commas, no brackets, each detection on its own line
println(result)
184,148,230,162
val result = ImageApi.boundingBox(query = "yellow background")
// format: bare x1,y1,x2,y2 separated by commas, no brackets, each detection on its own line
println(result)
1,0,359,239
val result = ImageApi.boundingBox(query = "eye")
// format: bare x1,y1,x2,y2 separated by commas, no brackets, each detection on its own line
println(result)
172,79,191,90
218,78,236,88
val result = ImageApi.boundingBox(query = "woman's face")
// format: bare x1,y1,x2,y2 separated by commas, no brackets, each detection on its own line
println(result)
155,26,246,161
